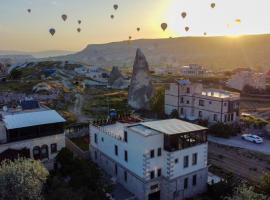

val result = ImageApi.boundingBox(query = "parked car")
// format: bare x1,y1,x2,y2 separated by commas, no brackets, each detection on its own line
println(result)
241,134,263,144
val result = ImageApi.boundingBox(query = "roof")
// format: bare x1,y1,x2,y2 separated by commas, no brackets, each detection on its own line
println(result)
3,110,66,129
138,119,207,135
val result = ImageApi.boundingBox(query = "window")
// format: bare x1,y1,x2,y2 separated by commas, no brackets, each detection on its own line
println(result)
175,158,179,164
114,145,118,156
199,100,205,106
94,134,98,144
124,171,127,182
181,97,184,103
224,103,227,106
41,145,48,159
213,114,218,121
94,151,97,160
33,146,41,160
186,100,190,104
157,169,162,177
150,171,155,179
180,108,184,115
192,175,197,186
124,131,128,142
192,153,197,165
150,149,155,158
224,114,227,122
184,156,189,168
187,88,190,94
51,143,57,154
115,164,118,175
101,137,104,142
157,148,162,156
184,178,188,189
209,101,212,104
198,111,203,118
124,150,128,162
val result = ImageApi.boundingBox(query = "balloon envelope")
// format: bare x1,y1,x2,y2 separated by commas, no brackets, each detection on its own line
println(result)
110,14,114,19
161,23,167,31
129,36,132,40
137,27,140,32
235,19,241,24
62,14,67,21
49,28,56,36
181,12,187,19
185,26,189,32
77,28,81,33
114,4,118,10
211,3,216,8
78,20,82,24
27,9,31,13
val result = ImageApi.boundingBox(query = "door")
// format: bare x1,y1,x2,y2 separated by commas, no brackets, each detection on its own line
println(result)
148,191,160,200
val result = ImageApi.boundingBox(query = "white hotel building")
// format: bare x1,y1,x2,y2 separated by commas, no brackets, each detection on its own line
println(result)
90,119,208,200
165,80,240,124
0,100,66,168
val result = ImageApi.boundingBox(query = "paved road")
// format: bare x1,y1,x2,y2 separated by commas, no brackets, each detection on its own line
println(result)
208,135,270,155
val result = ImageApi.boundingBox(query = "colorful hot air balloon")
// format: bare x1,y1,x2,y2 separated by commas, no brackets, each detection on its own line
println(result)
235,19,241,24
185,26,189,32
49,28,56,36
181,12,187,19
78,20,82,24
211,3,216,8
161,23,167,31
110,14,114,19
137,27,140,32
77,28,81,33
62,14,67,21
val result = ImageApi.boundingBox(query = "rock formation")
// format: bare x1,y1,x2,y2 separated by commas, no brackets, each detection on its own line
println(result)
128,49,153,110
108,66,124,85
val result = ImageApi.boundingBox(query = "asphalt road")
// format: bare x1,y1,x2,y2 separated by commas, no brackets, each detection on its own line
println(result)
208,135,270,155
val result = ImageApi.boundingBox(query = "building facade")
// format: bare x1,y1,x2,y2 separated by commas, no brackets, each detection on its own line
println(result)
0,101,66,169
165,80,240,124
180,64,212,78
90,119,208,200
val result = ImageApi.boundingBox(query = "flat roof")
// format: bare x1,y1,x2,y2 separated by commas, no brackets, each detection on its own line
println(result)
138,119,207,135
3,110,66,129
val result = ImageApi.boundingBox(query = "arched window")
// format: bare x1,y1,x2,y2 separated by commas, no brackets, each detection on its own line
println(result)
33,146,41,160
40,145,48,159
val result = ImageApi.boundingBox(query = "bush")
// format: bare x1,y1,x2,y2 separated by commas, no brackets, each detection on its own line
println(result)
170,109,179,118
208,123,239,138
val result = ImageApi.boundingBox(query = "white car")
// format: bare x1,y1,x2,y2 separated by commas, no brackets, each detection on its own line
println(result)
241,134,263,144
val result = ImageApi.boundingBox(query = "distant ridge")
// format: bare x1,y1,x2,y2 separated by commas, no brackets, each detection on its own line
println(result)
0,50,74,59
54,34,270,70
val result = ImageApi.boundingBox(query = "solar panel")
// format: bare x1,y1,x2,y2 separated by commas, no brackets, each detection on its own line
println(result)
21,100,40,110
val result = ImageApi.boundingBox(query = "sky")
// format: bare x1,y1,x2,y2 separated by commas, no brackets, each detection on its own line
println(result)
0,0,270,52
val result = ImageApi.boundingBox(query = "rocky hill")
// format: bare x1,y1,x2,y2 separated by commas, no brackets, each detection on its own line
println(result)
55,34,270,70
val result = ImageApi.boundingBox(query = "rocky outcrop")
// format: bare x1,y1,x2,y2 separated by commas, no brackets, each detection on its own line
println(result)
128,49,153,110
108,66,124,85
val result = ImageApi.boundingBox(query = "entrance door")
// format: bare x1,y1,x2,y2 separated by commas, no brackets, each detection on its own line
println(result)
148,191,160,200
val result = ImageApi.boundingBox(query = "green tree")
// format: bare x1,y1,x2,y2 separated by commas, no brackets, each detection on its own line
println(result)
150,88,165,118
170,109,179,118
224,184,269,200
9,68,22,80
261,172,270,196
0,158,49,200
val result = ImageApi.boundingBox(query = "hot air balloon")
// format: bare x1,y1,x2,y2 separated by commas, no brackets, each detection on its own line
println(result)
113,4,118,10
181,12,187,19
62,14,67,21
110,14,114,19
77,28,81,33
137,27,140,32
49,28,56,36
235,19,241,24
204,32,207,36
78,20,82,24
27,9,31,13
211,3,216,8
129,36,132,40
161,23,167,31
185,26,189,32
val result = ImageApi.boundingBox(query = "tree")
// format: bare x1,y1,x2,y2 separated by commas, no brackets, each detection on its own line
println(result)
261,172,270,196
170,109,179,118
224,184,269,200
0,158,49,200
150,88,165,118
9,68,22,80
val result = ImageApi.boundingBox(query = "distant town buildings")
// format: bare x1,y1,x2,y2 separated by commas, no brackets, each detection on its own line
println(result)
75,65,109,83
90,118,208,200
226,70,269,91
0,100,66,169
165,80,240,124
180,64,212,78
